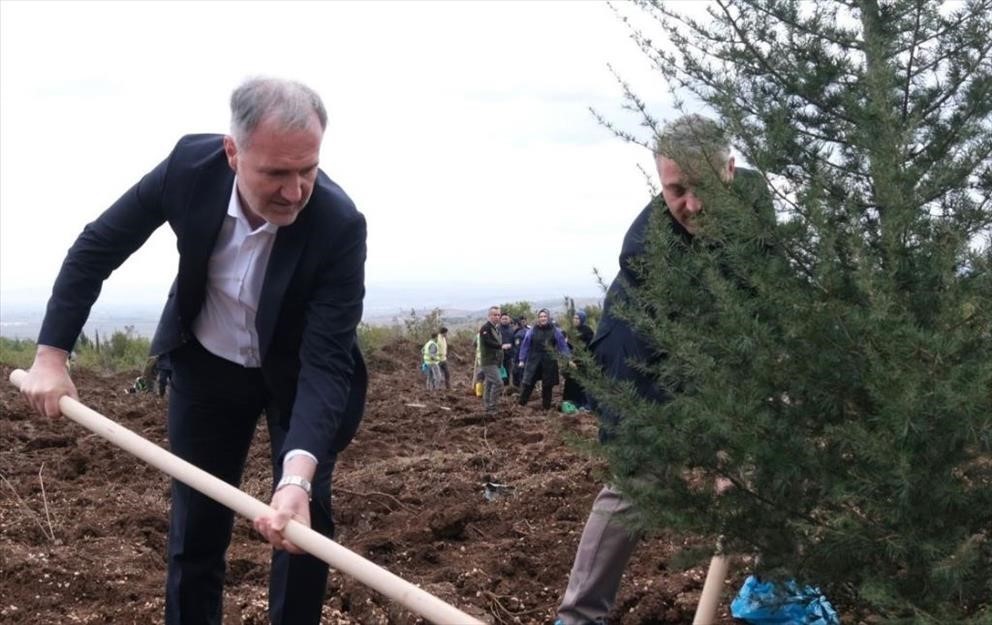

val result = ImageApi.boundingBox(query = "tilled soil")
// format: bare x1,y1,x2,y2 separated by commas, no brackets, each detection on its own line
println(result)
0,338,743,625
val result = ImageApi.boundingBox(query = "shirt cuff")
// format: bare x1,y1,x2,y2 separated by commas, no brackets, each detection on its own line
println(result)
283,449,318,469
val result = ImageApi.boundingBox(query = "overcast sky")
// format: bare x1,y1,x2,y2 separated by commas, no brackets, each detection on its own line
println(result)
1,1,703,316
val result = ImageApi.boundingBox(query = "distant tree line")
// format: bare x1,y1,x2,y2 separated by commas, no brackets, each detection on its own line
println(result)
0,326,151,372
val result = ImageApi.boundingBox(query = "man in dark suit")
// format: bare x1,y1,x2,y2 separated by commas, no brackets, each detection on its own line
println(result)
554,114,771,625
20,77,367,625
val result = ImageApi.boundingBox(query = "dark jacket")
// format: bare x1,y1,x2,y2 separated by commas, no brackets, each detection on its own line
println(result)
574,323,594,348
38,134,367,465
519,324,570,365
499,323,515,349
519,323,570,386
591,167,771,442
479,321,504,366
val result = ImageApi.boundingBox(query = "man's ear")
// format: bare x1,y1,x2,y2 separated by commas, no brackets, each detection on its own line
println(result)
723,155,736,182
223,136,239,172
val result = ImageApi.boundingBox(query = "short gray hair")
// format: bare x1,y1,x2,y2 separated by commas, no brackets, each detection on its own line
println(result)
229,77,327,149
654,114,730,166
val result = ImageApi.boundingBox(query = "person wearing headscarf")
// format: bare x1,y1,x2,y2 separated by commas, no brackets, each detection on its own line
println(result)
562,310,594,409
516,308,570,410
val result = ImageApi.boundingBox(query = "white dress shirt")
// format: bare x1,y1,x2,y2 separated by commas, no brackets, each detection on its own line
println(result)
192,179,278,368
192,180,316,469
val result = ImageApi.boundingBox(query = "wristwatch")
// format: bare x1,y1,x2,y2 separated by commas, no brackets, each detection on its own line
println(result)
275,474,312,501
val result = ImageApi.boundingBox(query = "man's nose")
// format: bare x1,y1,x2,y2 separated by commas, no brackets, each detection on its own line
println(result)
685,191,703,214
281,177,304,202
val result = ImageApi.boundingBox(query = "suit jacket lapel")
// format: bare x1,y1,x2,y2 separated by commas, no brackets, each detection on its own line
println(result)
177,160,233,327
257,213,308,360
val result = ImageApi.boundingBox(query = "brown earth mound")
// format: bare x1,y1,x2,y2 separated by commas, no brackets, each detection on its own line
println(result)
0,339,744,625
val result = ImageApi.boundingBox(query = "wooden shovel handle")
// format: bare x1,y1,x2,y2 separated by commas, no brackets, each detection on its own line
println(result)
10,369,483,625
692,554,729,624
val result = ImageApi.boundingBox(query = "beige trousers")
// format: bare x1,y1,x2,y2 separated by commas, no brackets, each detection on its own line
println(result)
556,485,642,625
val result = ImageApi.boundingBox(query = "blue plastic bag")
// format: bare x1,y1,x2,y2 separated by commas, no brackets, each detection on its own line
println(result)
730,575,839,625
420,363,429,374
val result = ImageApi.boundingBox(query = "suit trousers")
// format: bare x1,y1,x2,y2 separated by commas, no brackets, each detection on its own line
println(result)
438,360,451,389
556,485,641,625
481,364,502,414
165,340,336,625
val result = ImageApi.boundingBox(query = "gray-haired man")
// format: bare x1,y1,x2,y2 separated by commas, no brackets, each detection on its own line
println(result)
555,114,771,625
20,77,368,625
478,305,508,415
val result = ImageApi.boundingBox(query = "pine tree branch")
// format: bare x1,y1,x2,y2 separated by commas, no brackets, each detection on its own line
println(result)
900,31,985,84
917,140,992,210
912,83,992,194
619,13,722,108
900,1,924,122
750,0,862,51
912,40,992,124
714,1,856,126
886,0,992,56
588,107,654,150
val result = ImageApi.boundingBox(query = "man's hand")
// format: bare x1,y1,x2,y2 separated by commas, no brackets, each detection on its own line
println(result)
501,343,512,350
21,345,78,417
254,485,311,554
254,454,317,554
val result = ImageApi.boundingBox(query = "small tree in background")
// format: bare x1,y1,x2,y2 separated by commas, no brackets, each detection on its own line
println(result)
401,307,444,339
585,0,991,621
500,301,535,322
75,326,151,372
560,295,604,332
560,296,578,328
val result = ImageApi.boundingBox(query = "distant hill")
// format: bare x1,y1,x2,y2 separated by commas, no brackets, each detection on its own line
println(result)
1,296,604,340
364,297,604,330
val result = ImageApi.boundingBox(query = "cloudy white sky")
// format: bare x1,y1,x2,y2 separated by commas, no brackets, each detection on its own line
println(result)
1,1,702,318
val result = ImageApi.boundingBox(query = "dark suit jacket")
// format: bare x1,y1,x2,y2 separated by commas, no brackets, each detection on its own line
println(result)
590,167,771,442
38,134,367,465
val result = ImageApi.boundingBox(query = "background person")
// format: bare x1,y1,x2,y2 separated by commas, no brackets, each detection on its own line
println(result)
498,312,515,386
421,333,443,390
478,306,505,415
516,308,570,410
511,314,530,387
436,326,451,390
562,311,594,410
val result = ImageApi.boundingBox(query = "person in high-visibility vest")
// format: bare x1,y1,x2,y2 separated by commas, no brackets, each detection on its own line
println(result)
435,327,451,390
421,335,443,391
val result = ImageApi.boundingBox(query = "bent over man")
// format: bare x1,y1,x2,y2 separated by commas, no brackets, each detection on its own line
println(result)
20,77,367,625
555,114,772,625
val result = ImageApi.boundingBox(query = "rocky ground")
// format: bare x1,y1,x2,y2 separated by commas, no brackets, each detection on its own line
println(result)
1,338,756,625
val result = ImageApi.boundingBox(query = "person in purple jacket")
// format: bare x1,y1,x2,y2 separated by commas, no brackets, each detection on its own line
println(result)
516,308,570,410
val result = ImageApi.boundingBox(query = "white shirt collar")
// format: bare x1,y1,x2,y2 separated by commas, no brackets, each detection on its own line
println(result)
228,177,279,234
